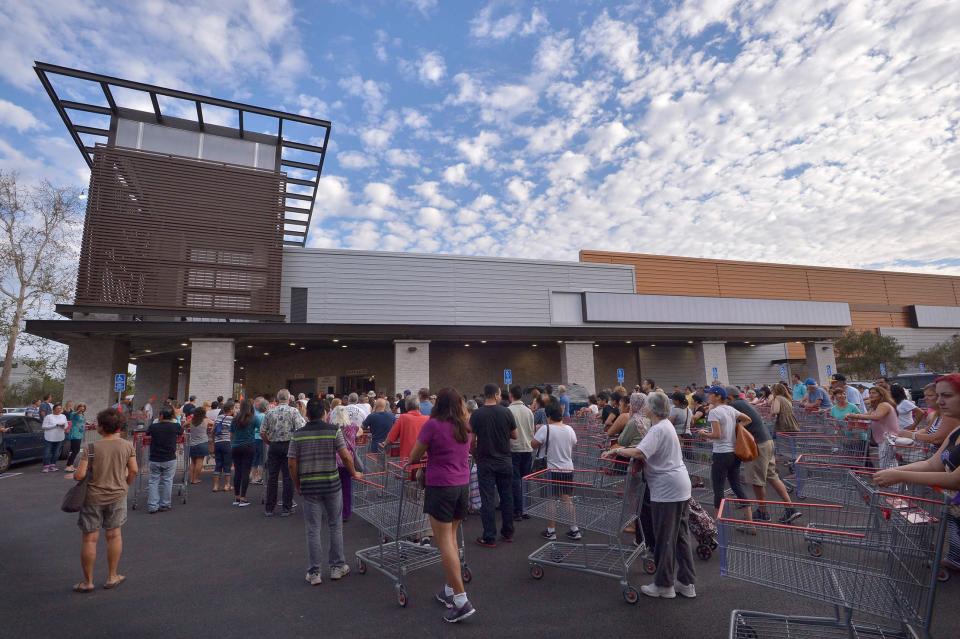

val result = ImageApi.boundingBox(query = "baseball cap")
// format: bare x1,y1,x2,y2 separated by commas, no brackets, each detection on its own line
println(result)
703,385,728,400
403,389,411,396
832,373,846,383
805,378,817,386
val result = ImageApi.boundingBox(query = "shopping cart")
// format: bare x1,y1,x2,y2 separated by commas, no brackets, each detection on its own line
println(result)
719,473,949,639
524,463,654,604
129,432,189,510
794,454,874,505
354,461,472,607
680,440,744,501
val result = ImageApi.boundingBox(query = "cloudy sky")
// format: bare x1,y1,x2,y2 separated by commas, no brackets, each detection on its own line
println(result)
1,0,958,274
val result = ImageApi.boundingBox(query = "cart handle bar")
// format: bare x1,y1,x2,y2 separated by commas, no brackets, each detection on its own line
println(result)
717,499,867,539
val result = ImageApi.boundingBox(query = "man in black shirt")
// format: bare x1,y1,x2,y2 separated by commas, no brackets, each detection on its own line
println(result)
470,383,517,547
724,387,800,525
600,391,621,430
146,405,183,514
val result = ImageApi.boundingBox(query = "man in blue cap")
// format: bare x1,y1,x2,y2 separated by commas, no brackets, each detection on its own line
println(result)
801,378,832,411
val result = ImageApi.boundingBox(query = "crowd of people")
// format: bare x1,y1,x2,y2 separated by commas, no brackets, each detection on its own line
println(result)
25,368,959,620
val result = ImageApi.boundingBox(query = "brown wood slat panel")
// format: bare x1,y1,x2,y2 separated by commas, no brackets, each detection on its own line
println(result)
76,147,284,316
850,311,911,329
621,255,722,297
786,342,806,359
883,274,958,305
716,263,811,300
806,271,888,304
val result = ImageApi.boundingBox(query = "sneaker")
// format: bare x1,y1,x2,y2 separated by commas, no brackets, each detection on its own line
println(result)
444,600,476,623
436,590,454,609
41,466,51,473
148,509,159,514
418,537,432,547
778,508,802,524
565,529,583,540
330,564,350,580
264,511,275,518
540,529,557,541
305,571,322,586
159,505,171,512
237,500,251,508
64,466,76,473
49,465,60,472
753,508,771,521
675,582,697,598
232,500,241,506
640,583,676,599
475,537,496,548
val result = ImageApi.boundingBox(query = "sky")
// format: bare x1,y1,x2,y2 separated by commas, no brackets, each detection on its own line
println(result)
1,0,959,275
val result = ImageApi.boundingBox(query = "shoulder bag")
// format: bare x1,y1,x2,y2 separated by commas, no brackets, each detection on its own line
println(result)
531,424,550,473
734,421,758,462
62,442,94,513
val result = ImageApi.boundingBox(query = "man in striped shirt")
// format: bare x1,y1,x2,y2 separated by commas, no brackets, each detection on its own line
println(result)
288,397,362,586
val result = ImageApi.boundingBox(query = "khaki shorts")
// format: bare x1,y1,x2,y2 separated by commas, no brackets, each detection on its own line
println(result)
78,499,128,534
745,440,778,487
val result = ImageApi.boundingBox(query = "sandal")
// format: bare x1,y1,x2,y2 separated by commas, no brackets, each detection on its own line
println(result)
103,575,126,590
73,582,94,594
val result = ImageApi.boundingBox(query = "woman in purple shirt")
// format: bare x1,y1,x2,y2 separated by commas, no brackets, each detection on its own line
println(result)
408,388,475,624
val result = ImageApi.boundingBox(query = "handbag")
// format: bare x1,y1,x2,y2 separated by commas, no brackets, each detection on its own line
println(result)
531,423,550,472
62,442,94,513
734,423,758,462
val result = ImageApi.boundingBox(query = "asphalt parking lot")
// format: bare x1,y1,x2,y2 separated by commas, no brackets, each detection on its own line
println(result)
2,461,957,639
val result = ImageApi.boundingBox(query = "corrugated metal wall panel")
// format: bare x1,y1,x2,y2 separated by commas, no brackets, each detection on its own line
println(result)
878,328,960,356
913,305,960,328
280,248,636,325
637,346,702,389
727,344,789,386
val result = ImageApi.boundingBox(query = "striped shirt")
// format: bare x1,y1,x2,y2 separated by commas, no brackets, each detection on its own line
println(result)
213,414,233,444
287,420,346,497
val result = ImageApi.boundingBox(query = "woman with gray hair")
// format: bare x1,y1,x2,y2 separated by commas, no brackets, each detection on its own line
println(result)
602,393,650,459
616,391,696,599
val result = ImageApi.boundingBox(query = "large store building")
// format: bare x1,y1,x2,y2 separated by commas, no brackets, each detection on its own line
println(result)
26,64,960,413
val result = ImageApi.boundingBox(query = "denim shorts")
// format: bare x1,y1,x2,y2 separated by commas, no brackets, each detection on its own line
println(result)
214,441,232,475
189,443,208,459
252,439,264,467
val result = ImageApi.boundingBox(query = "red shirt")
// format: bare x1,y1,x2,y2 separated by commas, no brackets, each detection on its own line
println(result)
386,410,428,459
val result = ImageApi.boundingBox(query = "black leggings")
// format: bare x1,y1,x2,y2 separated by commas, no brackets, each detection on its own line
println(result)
66,439,82,467
232,444,254,498
711,452,748,509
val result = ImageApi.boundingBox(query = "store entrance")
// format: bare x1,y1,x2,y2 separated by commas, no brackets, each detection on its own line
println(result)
339,375,376,395
287,378,316,399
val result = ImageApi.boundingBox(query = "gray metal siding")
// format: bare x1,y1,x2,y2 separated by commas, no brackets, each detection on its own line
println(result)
727,344,789,387
637,346,702,389
279,248,636,326
913,305,960,328
583,292,852,327
878,327,960,357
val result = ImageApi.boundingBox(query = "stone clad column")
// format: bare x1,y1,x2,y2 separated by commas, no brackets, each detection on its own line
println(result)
395,340,430,396
804,341,837,386
696,341,728,386
62,338,130,415
188,338,235,403
561,341,596,394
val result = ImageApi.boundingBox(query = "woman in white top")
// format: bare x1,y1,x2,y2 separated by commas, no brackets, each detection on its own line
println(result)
617,392,696,599
531,398,580,542
890,384,924,430
696,386,753,520
41,402,68,472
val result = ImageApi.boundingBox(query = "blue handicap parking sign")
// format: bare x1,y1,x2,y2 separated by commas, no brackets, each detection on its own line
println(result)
503,369,512,385
919,362,926,373
778,364,787,379
826,364,832,377
616,368,625,384
114,373,126,393
711,367,719,381
879,362,887,376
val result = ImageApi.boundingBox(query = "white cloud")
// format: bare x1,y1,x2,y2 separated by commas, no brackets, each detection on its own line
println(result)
417,51,446,84
580,11,641,81
402,108,429,129
312,175,355,220
442,163,469,185
506,177,533,202
386,148,421,167
374,29,390,62
470,5,547,41
0,99,45,132
338,151,376,170
534,34,575,78
472,194,496,210
338,75,388,115
456,130,501,166
547,151,591,184
363,182,395,207
404,0,438,16
585,121,632,161
418,206,444,228
449,73,539,121
360,127,392,149
411,181,455,209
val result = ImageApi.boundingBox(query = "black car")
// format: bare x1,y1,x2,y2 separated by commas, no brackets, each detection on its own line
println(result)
0,413,65,472
892,373,941,404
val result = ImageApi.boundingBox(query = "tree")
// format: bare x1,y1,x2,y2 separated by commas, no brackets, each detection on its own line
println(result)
0,171,82,402
913,336,960,373
834,329,905,379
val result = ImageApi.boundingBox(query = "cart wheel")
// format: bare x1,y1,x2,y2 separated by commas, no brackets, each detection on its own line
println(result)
530,564,544,580
937,568,949,582
696,544,712,561
622,586,639,604
396,586,408,607
461,566,473,583
806,542,823,558
643,558,656,574
357,558,367,575
709,540,718,550
131,503,137,511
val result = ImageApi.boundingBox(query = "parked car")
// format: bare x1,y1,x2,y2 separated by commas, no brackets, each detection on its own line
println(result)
0,412,67,473
892,373,942,404
520,383,590,413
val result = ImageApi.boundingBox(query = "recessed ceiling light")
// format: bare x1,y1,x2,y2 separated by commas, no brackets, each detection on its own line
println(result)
144,349,152,353
557,340,563,344
480,340,487,344
333,339,340,343
625,340,632,344
130,357,137,361
341,345,347,348
177,357,184,361
593,344,599,347
687,341,694,344
531,344,538,347
246,345,253,349
464,344,470,347
299,346,305,350
180,342,188,347
289,342,296,346
240,366,245,370
650,344,656,347
263,352,269,356
178,365,183,369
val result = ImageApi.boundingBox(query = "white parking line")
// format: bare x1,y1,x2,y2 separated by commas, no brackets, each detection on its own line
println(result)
0,472,23,480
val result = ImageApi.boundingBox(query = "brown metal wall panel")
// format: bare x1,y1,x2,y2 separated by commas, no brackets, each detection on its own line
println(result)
581,250,960,331
75,146,284,316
